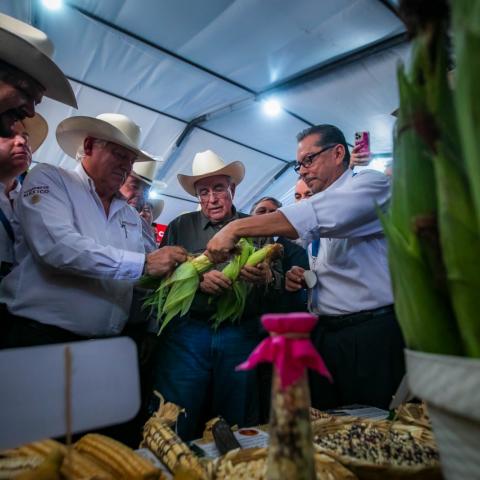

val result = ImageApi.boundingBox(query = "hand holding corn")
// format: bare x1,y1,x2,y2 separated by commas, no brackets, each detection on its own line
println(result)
239,262,272,285
199,270,232,295
145,246,188,277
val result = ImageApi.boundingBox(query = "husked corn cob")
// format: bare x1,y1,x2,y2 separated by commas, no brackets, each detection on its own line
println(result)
74,434,162,480
3,438,113,480
142,418,207,480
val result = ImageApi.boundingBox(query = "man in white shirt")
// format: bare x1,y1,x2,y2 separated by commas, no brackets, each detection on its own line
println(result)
206,124,405,410
0,114,47,280
1,113,186,347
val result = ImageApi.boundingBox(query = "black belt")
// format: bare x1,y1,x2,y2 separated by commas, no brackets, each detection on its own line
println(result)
318,305,394,331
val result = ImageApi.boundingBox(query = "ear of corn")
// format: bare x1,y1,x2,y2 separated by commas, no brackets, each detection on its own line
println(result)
380,27,464,355
385,0,480,357
142,418,208,480
452,0,480,229
245,243,283,267
14,450,63,480
211,241,283,327
3,438,114,480
74,433,163,480
423,10,480,357
211,238,254,327
142,254,213,334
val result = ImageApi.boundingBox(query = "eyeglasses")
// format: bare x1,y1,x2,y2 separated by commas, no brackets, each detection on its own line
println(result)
197,184,230,201
293,144,337,173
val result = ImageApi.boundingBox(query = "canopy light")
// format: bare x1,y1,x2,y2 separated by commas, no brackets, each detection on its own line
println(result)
148,190,161,200
42,0,63,10
262,98,282,117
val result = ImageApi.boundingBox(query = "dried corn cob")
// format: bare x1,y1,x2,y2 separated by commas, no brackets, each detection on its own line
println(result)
3,438,113,480
74,434,162,480
142,418,207,480
15,450,63,480
0,455,43,479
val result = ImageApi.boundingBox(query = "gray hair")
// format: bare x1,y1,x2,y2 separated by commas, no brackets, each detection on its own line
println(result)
250,196,282,214
75,138,108,162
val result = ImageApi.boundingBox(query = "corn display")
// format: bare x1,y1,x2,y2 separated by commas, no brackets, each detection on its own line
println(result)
381,0,480,357
74,433,163,480
3,438,113,480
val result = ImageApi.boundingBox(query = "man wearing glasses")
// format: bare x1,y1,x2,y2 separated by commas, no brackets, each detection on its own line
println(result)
150,149,281,440
207,124,405,411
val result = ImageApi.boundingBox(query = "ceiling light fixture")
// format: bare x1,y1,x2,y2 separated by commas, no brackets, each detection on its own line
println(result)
262,98,282,117
42,0,63,10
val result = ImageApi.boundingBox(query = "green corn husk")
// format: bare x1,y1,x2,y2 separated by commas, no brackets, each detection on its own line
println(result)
211,242,283,328
423,13,480,357
211,238,254,328
245,243,283,266
380,19,463,355
143,254,213,334
451,0,480,230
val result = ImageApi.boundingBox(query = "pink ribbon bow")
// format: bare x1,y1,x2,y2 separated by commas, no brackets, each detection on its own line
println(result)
236,313,332,389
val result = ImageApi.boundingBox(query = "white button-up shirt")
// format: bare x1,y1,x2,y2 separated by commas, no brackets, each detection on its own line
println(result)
280,169,393,315
0,180,21,266
0,163,146,336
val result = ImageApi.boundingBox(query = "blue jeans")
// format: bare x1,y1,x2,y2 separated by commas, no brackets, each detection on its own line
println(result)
150,315,261,440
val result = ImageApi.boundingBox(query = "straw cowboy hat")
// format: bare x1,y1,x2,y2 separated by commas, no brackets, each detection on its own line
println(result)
132,159,164,185
56,113,153,162
149,198,165,221
20,113,48,152
178,150,245,197
0,13,77,108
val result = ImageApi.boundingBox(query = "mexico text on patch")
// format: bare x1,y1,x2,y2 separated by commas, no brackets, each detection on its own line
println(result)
23,186,50,197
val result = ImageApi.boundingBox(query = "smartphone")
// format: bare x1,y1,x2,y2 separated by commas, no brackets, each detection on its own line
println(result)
354,131,370,154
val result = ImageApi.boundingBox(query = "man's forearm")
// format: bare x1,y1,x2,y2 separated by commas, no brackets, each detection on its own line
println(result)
229,211,298,239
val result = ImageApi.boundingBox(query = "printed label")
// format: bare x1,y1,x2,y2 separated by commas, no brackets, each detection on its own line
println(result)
23,185,50,197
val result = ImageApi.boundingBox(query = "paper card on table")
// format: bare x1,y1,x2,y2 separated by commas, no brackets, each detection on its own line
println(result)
0,337,140,449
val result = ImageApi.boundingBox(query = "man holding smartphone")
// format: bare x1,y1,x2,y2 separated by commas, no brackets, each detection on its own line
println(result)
206,124,405,411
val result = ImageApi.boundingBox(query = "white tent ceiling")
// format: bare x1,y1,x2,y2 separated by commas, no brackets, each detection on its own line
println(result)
0,0,408,223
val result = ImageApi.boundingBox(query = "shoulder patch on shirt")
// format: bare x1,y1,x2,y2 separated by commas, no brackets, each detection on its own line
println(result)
30,193,41,204
23,185,50,197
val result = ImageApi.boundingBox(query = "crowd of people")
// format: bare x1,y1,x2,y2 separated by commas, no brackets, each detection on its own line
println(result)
0,14,405,443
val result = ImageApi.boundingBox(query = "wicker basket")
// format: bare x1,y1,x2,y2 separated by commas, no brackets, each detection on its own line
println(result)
212,447,357,480
313,421,442,480
394,403,431,430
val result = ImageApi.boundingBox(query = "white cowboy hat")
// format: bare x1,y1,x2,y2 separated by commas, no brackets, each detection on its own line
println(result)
149,198,165,221
0,14,77,108
177,150,245,197
132,159,162,185
55,113,153,162
19,113,48,152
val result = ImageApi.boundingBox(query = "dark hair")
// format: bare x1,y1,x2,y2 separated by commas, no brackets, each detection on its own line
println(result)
296,124,350,168
250,196,282,214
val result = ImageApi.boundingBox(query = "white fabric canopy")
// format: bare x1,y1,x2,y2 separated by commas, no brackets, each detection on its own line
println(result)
0,0,407,222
